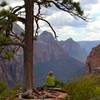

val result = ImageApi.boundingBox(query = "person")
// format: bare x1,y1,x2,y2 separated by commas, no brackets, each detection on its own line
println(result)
46,71,56,88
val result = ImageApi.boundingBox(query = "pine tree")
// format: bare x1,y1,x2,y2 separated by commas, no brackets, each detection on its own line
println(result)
0,0,87,92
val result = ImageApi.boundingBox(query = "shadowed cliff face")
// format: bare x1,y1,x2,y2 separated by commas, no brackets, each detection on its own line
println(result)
86,44,100,73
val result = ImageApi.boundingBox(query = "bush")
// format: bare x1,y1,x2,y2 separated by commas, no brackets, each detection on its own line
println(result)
89,96,100,100
0,81,7,93
55,80,65,88
0,81,21,100
64,75,100,100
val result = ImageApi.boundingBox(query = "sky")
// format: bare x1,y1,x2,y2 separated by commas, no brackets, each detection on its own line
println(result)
1,0,100,41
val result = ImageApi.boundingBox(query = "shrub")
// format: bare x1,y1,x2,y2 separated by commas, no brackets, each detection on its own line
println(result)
0,81,7,93
55,80,65,88
0,81,22,100
64,75,100,100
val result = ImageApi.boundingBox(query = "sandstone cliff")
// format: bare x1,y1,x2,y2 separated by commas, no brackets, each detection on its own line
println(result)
86,44,100,73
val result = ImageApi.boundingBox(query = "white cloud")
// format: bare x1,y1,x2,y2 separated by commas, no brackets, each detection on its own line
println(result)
1,0,100,41
80,0,99,5
39,0,100,41
73,0,79,2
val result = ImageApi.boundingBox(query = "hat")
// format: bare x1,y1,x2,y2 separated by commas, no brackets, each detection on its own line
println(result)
48,70,53,74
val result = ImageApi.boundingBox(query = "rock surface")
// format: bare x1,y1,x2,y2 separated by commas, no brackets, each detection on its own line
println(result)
18,88,68,100
86,44,100,73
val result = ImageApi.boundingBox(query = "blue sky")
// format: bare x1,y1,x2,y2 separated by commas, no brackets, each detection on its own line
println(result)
1,0,100,41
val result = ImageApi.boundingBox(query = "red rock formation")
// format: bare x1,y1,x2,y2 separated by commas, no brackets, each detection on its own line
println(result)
86,44,100,73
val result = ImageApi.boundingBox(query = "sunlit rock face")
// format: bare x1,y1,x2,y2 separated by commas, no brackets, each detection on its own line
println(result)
86,44,100,73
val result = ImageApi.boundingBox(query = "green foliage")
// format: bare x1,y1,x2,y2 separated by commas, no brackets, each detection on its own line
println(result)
0,9,8,16
94,87,100,95
55,80,65,88
0,9,17,21
41,0,84,17
0,81,12,100
0,81,22,100
0,33,14,60
89,96,100,100
0,33,12,45
0,10,16,61
64,75,100,100
3,50,14,60
0,81,7,94
62,0,83,15
21,32,25,37
0,9,18,36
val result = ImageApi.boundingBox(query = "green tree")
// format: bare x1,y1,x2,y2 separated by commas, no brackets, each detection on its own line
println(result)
0,0,87,92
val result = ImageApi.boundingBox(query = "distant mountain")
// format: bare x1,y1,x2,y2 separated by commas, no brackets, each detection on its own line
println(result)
79,40,100,55
34,31,68,63
12,23,24,35
38,31,55,43
34,32,86,86
0,29,86,86
35,57,85,86
59,38,87,63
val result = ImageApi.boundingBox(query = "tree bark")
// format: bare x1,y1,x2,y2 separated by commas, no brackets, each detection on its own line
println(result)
24,0,33,90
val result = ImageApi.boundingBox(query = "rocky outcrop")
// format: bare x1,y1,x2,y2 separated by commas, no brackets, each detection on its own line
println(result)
86,44,100,73
17,88,68,100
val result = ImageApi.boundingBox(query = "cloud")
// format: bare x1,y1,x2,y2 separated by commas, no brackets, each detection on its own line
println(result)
41,11,87,29
38,0,100,41
0,0,17,4
80,0,99,5
3,0,100,41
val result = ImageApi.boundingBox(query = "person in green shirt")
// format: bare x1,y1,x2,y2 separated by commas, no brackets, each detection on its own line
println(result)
46,71,56,88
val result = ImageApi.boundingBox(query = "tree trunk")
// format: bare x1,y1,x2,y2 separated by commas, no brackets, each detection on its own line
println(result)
24,0,33,90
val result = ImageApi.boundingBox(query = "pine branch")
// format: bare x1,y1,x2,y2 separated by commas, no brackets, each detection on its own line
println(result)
12,5,25,14
35,16,58,38
0,42,23,47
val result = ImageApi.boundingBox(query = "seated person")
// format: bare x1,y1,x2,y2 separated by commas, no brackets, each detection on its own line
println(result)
46,71,56,88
